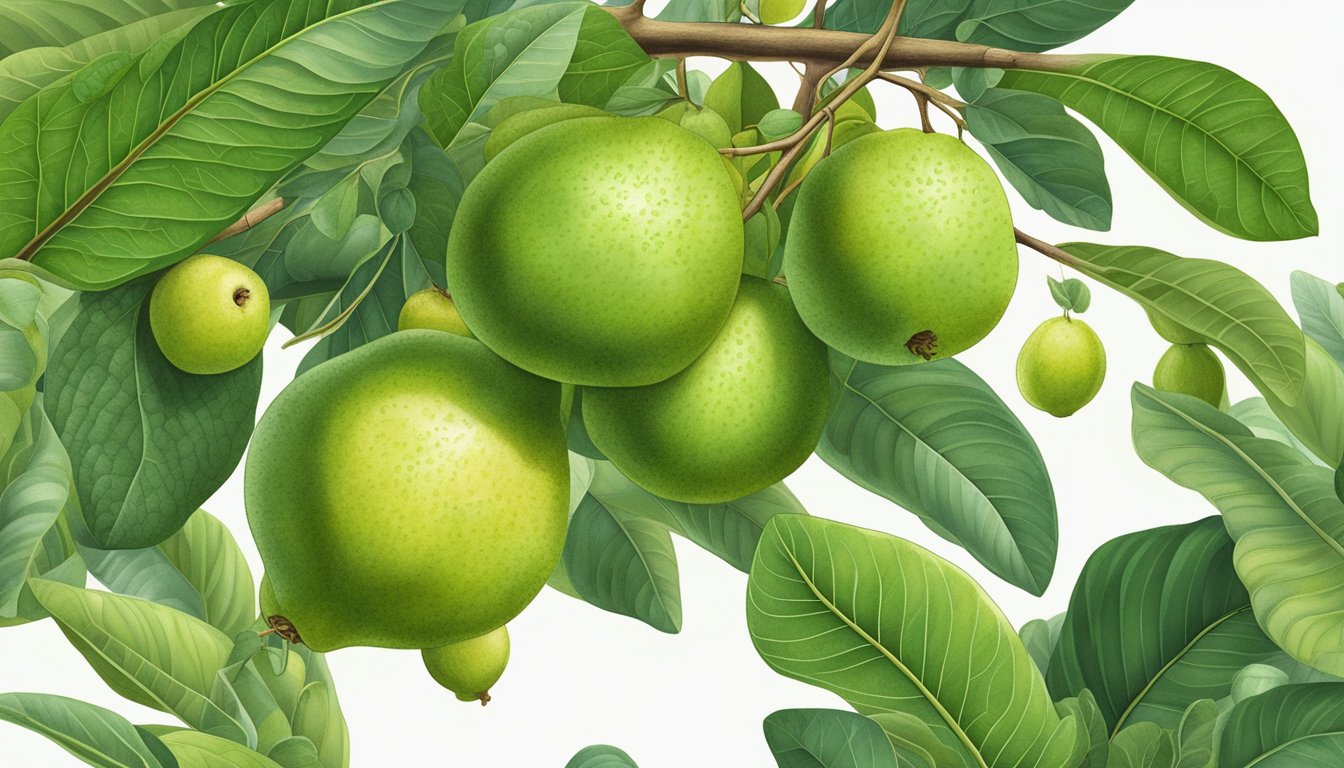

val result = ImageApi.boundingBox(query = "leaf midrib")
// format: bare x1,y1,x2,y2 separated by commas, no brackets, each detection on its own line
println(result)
18,0,404,261
778,544,990,768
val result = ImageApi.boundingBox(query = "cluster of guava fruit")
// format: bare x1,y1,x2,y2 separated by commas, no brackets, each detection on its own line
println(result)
145,111,1161,702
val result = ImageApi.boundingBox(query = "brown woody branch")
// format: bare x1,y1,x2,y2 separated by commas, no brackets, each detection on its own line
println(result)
1014,228,1089,269
206,198,286,247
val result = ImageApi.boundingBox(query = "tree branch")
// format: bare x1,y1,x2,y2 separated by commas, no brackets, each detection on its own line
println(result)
206,198,286,247
1014,228,1089,270
604,7,1085,71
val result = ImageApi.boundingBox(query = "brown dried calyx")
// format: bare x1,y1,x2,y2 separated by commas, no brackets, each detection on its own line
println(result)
265,614,303,645
234,288,252,307
905,330,939,361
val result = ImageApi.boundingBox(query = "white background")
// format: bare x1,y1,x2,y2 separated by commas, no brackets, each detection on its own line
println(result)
2,0,1342,765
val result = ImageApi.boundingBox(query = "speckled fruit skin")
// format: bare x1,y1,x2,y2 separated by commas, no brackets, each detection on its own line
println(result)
422,625,510,703
397,287,472,337
785,129,1018,365
149,254,270,375
583,277,829,503
245,331,568,651
447,116,745,387
1017,317,1107,417
1153,343,1226,407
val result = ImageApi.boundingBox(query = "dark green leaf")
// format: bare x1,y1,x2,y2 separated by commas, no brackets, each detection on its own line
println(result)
747,515,1082,765
0,692,173,768
1131,384,1344,677
763,709,900,768
1056,691,1109,768
1047,516,1278,734
1061,243,1305,406
955,0,1136,52
1,0,455,290
44,281,261,549
559,5,650,108
566,745,639,768
819,354,1057,595
1000,57,1317,241
966,88,1111,230
0,0,217,56
1218,684,1344,766
1107,723,1176,768
951,66,1001,102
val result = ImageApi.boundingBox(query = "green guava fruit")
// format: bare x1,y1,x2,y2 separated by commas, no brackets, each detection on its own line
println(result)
483,103,608,163
422,625,510,705
447,116,745,387
784,128,1018,365
246,331,569,651
149,254,270,374
1144,308,1203,345
583,277,829,503
1153,343,1226,407
397,287,472,337
1016,316,1107,417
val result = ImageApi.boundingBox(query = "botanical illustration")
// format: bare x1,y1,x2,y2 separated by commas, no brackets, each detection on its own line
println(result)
0,0,1337,765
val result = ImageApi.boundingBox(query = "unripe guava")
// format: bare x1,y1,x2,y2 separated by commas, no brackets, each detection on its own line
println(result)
149,254,270,374
785,129,1018,365
1153,343,1226,407
397,287,472,337
1016,316,1106,417
422,625,510,705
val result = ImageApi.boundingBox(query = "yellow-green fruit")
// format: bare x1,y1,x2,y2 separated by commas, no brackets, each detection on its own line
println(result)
1017,317,1107,418
483,103,607,163
785,129,1018,365
397,288,472,337
422,625,510,705
149,254,270,374
583,277,829,503
1145,308,1203,345
447,116,745,386
245,331,569,651
1153,343,1226,407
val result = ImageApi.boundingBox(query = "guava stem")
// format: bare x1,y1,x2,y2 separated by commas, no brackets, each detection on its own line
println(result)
478,691,492,707
205,198,287,248
265,615,304,645
1014,229,1089,270
234,288,251,307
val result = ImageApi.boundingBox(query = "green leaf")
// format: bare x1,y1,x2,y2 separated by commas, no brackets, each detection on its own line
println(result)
0,399,83,626
1257,336,1344,467
29,579,243,739
755,0,806,24
584,461,807,573
951,67,1002,103
1107,723,1175,768
655,0,741,23
566,745,639,768
44,280,261,549
703,62,779,133
420,3,587,150
1131,384,1344,677
559,5,650,109
1291,270,1344,370
1,0,454,290
0,8,212,125
83,509,255,636
955,0,1136,52
1056,691,1109,768
1230,397,1326,467
0,692,173,768
866,711,965,768
561,488,682,633
746,514,1080,766
1046,277,1093,314
999,57,1317,241
1061,243,1306,406
1019,614,1064,677
758,108,804,140
1174,700,1217,768
0,0,217,56
1047,516,1278,734
966,88,1112,230
265,737,323,768
819,354,1058,595
762,709,900,768
290,680,347,768
160,730,285,768
1217,683,1344,766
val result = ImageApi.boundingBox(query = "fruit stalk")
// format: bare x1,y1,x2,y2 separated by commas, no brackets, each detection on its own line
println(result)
206,197,287,246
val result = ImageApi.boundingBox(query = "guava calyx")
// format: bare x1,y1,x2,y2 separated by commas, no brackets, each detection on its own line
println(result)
264,615,303,645
905,330,939,360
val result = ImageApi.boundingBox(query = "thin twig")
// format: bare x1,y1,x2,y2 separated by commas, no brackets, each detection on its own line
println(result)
675,58,689,99
1014,228,1089,270
206,198,286,247
812,0,826,29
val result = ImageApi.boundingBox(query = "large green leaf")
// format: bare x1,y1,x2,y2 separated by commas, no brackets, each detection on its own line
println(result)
159,730,285,768
44,280,261,549
818,354,1057,596
0,692,174,768
0,399,83,626
965,87,1111,231
955,0,1136,52
0,8,212,124
290,681,347,768
561,487,682,633
1217,683,1344,766
762,709,900,768
1131,384,1344,677
29,579,243,739
747,514,1081,767
0,0,216,56
559,5,650,109
83,509,255,636
0,0,455,290
566,745,639,768
1047,516,1278,734
1230,397,1326,467
1292,271,1344,369
420,3,588,150
1061,243,1306,406
1256,337,1344,467
1000,57,1316,241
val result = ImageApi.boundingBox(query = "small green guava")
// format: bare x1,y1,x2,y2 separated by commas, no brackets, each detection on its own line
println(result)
1153,343,1226,407
1016,316,1107,417
149,254,270,375
397,287,472,337
422,625,511,705
1144,308,1203,345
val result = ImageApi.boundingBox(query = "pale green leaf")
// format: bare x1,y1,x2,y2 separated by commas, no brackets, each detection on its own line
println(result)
160,730,285,768
0,692,170,768
1291,271,1344,370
